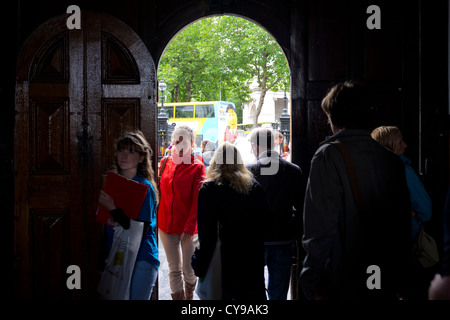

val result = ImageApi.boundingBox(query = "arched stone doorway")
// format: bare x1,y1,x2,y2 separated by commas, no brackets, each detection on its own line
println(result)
155,14,298,299
12,0,444,301
149,2,307,169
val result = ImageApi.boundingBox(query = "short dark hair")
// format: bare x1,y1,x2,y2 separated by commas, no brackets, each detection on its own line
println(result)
321,81,370,130
201,139,211,148
248,127,274,150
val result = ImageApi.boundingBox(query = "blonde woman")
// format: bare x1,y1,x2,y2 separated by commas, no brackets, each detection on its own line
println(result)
371,126,432,242
371,125,433,300
192,142,269,300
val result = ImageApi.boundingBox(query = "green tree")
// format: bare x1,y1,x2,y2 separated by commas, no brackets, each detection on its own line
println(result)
218,17,290,125
158,16,289,124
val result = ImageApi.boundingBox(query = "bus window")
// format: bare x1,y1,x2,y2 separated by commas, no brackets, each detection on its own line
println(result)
160,105,174,118
195,104,215,118
175,105,194,118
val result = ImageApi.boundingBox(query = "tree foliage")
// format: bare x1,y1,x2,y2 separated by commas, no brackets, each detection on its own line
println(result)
158,16,290,124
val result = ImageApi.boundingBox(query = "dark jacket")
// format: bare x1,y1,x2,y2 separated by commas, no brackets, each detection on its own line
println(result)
246,150,305,244
192,178,269,300
300,130,411,300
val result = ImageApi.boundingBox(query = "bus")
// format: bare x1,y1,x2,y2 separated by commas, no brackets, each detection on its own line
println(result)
236,122,278,137
157,101,236,153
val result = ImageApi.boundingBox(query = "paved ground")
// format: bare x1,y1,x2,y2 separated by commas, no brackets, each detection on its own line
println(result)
157,235,199,300
157,235,291,300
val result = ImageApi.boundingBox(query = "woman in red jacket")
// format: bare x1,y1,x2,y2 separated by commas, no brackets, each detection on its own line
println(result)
158,125,206,300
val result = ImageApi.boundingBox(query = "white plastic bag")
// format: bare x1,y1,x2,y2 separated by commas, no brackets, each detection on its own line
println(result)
196,238,222,300
97,220,144,300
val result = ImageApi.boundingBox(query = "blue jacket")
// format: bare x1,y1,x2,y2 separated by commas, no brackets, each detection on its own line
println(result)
399,155,432,241
106,174,159,269
134,175,159,269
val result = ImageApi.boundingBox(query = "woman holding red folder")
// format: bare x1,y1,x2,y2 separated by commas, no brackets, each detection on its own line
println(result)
158,125,206,300
98,130,160,300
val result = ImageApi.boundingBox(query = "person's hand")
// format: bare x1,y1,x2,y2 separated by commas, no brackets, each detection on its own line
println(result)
428,273,450,300
181,232,193,244
98,190,116,211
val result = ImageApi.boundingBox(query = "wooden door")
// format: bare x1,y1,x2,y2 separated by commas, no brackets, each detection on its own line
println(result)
14,12,157,299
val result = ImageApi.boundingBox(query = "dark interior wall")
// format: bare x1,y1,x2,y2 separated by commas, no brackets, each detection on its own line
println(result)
10,0,449,167
6,0,449,298
4,1,21,299
419,0,449,242
13,0,445,171
14,0,292,68
304,0,414,157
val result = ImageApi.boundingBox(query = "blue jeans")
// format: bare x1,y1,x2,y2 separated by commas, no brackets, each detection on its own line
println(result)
264,244,292,300
129,259,158,300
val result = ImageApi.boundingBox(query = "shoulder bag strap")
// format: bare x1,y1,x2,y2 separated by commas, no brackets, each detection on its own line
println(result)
331,141,365,214
158,156,169,192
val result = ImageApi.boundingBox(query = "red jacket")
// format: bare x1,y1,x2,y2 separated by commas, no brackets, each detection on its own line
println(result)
158,154,206,235
224,128,237,142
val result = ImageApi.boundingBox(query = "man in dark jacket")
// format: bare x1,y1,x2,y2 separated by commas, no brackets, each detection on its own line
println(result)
300,81,411,300
246,127,305,300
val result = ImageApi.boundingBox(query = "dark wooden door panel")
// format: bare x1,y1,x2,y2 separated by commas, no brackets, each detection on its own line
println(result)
15,11,156,299
31,208,70,299
29,97,70,175
101,98,141,171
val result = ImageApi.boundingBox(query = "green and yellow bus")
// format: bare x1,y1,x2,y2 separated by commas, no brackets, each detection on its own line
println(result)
157,101,237,152
236,122,277,136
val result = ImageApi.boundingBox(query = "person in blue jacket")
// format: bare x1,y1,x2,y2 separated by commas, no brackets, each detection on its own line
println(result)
371,125,433,299
371,126,432,241
98,130,160,300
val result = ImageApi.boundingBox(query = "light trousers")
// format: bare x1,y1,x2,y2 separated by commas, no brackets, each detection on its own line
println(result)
159,229,197,294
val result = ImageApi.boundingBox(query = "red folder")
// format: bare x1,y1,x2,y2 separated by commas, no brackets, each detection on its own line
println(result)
96,172,149,227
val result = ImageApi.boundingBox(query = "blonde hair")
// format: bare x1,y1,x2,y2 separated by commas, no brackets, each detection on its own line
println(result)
206,142,253,195
371,126,402,152
114,130,159,204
